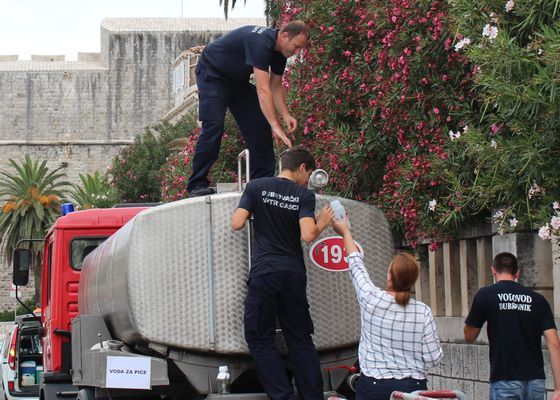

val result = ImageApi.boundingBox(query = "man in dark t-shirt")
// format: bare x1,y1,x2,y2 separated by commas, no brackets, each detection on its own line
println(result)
232,147,334,400
465,252,560,400
187,21,310,197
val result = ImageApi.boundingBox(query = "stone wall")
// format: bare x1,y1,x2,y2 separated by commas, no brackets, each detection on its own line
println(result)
0,272,35,314
0,18,265,311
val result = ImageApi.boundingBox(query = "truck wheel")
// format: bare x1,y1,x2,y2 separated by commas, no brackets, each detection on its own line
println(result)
76,388,95,400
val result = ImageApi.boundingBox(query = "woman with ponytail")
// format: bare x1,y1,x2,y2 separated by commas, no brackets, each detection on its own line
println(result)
333,216,442,399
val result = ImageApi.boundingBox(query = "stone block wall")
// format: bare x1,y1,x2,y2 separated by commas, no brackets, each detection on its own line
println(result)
0,18,265,145
0,245,36,312
0,67,110,142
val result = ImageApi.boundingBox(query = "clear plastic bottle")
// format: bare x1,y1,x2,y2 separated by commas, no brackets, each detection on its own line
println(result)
216,365,230,394
330,199,346,220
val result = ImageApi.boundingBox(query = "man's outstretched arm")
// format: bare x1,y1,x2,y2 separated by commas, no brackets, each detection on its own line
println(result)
299,205,334,243
253,67,292,148
270,73,296,133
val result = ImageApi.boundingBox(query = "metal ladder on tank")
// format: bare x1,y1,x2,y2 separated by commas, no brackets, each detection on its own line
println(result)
237,149,252,272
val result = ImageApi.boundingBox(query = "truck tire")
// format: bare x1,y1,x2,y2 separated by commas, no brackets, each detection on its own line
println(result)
76,388,95,400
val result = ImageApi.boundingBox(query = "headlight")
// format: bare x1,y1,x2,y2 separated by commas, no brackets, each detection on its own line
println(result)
308,169,329,191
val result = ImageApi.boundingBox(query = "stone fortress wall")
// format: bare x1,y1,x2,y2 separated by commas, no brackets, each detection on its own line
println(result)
0,17,265,310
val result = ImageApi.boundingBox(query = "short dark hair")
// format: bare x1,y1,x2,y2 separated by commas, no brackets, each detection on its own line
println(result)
279,21,310,39
493,252,519,275
280,146,316,171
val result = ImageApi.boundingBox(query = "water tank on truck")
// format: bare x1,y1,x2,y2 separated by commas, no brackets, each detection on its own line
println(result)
72,192,394,398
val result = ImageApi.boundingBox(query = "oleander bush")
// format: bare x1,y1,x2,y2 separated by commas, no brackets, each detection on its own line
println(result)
273,0,559,245
110,118,197,203
280,0,475,246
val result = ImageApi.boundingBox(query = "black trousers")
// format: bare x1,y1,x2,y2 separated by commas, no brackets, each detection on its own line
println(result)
356,375,427,400
187,60,276,192
244,271,323,400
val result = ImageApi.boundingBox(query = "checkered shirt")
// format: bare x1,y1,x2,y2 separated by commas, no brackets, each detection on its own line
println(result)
347,252,442,379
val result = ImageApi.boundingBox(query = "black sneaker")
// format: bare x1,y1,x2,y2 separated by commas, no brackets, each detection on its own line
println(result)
189,186,215,197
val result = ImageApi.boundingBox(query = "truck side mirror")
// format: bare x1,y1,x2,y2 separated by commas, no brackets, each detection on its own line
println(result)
13,248,31,286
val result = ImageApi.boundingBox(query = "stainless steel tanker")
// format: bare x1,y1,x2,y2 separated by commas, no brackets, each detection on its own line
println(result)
74,192,393,398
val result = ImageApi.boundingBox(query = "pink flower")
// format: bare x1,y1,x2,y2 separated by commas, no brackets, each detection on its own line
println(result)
343,50,352,57
539,225,552,240
429,241,439,252
505,0,515,12
482,24,499,41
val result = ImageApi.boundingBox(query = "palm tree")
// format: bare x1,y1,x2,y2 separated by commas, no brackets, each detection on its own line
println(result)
0,156,70,301
69,171,118,210
220,0,243,19
219,0,277,27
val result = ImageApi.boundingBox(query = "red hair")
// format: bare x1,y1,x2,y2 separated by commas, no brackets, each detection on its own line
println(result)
388,252,420,306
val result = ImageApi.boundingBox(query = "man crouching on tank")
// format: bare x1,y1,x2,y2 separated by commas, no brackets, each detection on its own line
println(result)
232,146,334,400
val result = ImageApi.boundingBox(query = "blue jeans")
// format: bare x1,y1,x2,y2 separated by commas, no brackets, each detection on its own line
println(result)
490,379,545,400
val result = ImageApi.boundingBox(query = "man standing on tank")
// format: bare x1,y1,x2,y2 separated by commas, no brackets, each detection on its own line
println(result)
187,21,310,197
231,147,334,400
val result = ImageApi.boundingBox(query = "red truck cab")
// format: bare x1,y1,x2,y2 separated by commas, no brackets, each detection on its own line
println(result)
40,207,145,376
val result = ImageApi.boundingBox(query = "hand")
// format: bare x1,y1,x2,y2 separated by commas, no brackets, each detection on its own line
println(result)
272,125,292,148
332,215,350,236
316,205,335,231
188,45,206,54
551,390,560,400
283,114,298,133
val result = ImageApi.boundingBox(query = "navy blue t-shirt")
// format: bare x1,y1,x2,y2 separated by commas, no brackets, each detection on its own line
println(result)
202,25,287,82
237,177,316,278
465,280,556,382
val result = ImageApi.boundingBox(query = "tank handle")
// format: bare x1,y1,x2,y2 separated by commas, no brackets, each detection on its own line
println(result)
237,149,252,272
237,149,250,192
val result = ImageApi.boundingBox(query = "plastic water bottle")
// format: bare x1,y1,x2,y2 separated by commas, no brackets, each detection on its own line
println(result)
216,365,230,394
330,199,346,221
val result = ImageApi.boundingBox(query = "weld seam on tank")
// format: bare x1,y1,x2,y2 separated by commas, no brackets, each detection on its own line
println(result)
206,196,216,350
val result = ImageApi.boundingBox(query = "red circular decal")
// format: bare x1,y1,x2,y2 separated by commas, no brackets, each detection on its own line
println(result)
309,236,364,272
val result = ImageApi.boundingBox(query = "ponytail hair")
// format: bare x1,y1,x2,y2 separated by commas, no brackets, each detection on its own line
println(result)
388,252,420,306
